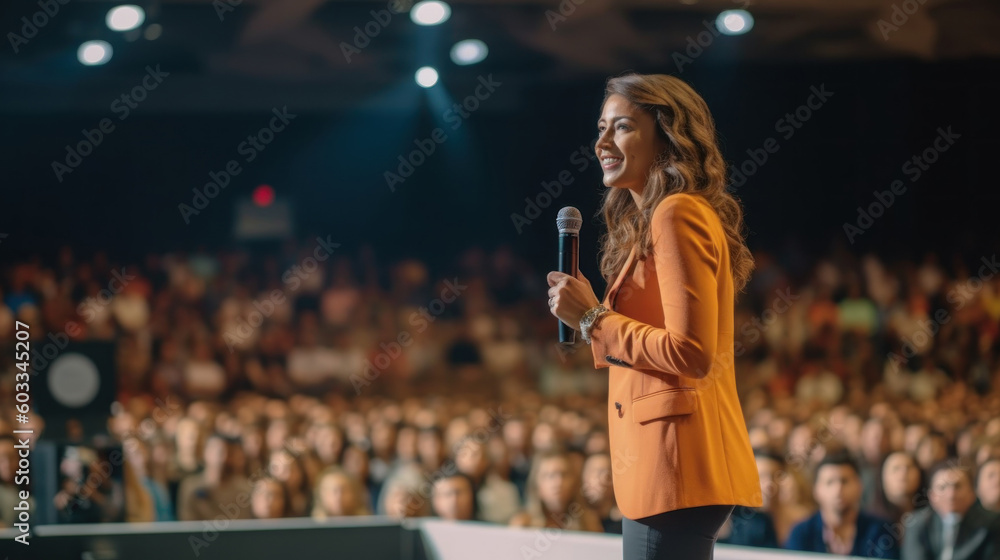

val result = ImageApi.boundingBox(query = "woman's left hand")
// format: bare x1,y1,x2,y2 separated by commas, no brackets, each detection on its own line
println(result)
546,270,601,331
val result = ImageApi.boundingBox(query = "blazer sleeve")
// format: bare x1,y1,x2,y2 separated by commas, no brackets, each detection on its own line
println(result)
590,195,719,378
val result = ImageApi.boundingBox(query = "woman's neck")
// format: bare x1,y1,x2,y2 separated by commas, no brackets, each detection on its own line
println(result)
628,187,643,208
887,493,914,511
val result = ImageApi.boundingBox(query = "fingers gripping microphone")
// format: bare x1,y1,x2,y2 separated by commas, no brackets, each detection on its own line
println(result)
557,207,582,345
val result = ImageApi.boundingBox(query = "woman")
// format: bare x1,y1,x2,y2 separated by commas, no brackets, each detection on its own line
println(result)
311,466,371,520
508,449,603,532
547,72,762,560
250,476,290,519
176,434,252,521
870,451,924,526
268,449,311,517
581,452,624,533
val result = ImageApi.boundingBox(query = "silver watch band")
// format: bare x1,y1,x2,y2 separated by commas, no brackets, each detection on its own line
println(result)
581,304,609,345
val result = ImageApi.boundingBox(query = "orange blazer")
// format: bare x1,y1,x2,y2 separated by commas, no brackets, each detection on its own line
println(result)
589,192,763,520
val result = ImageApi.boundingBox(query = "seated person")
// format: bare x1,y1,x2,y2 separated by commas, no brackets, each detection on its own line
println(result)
785,452,899,558
311,466,371,519
581,453,623,534
903,461,1000,560
251,477,289,519
431,472,477,521
508,449,601,532
718,505,778,548
976,458,1000,514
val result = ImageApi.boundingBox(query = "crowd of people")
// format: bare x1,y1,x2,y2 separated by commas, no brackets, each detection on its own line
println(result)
1,239,999,558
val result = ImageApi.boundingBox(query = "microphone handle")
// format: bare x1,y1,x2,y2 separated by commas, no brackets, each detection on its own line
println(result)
558,232,579,344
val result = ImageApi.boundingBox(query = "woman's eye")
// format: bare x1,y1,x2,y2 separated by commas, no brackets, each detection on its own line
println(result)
617,124,629,131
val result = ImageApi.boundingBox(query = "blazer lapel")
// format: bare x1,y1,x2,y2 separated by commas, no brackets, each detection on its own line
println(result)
929,512,944,557
604,246,636,310
952,509,989,560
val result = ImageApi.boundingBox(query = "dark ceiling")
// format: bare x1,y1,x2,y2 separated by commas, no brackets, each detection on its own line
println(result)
2,0,1000,113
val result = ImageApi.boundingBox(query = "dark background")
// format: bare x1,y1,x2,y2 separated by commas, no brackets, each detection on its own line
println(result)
2,0,998,284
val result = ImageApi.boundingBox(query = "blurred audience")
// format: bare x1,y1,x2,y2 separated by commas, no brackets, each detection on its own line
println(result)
0,241,998,560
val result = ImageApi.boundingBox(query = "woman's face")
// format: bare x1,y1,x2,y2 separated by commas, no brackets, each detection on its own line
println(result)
320,473,357,516
595,93,666,194
455,440,487,478
251,479,285,519
537,456,574,512
269,451,302,488
315,425,343,464
977,461,1000,510
432,477,475,521
882,452,920,501
581,454,612,506
203,437,227,470
755,457,780,510
343,447,369,481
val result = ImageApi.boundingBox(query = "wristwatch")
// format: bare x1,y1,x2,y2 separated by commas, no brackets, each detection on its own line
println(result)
580,304,609,345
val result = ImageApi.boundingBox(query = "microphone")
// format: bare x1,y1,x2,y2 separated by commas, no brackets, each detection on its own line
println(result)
557,207,582,345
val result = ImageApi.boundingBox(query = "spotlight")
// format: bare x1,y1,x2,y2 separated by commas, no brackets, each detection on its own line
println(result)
411,1,451,26
415,66,439,88
716,9,753,36
450,39,488,66
78,40,112,66
106,5,145,32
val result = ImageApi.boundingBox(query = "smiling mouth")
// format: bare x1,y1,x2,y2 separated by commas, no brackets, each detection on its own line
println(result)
601,157,623,170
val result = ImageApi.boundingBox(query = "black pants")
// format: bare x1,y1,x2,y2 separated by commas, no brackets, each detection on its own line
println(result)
622,505,735,560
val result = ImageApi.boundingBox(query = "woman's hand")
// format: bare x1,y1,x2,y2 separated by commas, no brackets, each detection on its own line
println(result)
546,270,601,331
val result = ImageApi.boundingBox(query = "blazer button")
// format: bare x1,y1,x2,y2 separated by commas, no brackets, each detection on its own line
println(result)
614,401,623,418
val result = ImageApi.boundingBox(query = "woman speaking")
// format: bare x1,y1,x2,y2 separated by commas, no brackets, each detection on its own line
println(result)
546,73,762,560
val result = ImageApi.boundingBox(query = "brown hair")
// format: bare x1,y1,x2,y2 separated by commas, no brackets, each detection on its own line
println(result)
517,448,596,531
597,73,754,296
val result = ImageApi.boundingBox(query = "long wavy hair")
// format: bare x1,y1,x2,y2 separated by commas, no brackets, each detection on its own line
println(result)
597,73,754,296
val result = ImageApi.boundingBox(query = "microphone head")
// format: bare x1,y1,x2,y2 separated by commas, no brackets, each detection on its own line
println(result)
556,206,582,235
